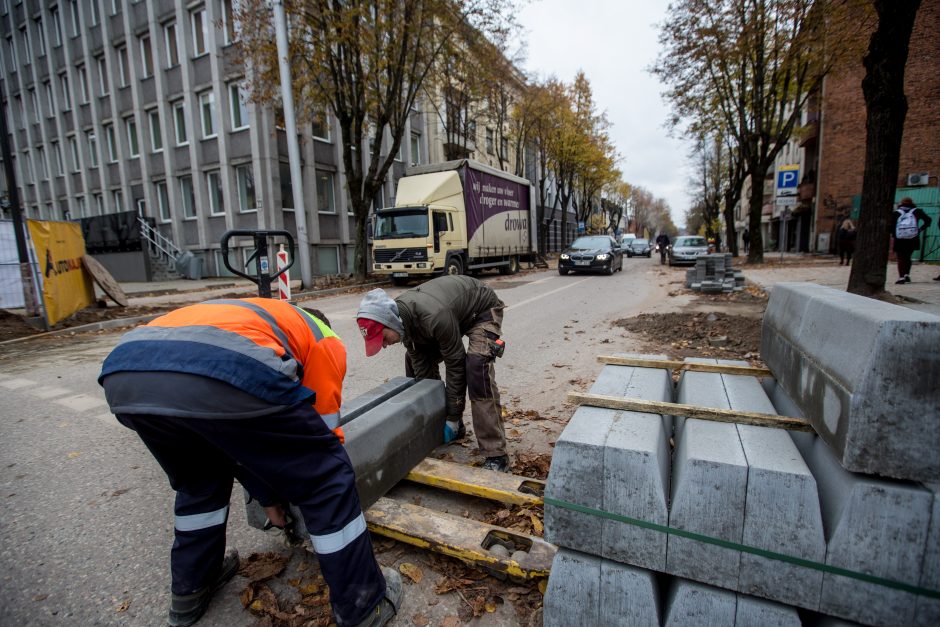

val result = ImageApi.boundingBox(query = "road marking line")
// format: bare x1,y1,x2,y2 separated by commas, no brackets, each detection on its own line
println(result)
28,386,73,399
506,277,593,311
0,378,34,389
55,394,108,412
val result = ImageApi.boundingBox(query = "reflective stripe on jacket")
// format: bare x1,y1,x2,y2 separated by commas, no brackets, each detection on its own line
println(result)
99,299,346,433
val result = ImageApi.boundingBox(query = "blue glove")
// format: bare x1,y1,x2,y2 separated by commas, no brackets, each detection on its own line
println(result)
444,419,464,443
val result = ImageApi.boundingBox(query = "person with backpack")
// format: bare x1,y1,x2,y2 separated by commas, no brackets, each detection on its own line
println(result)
891,197,932,284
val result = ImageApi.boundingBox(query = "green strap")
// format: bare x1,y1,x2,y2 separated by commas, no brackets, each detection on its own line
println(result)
543,496,940,599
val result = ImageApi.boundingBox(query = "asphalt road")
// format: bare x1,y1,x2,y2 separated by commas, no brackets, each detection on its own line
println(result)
0,257,671,626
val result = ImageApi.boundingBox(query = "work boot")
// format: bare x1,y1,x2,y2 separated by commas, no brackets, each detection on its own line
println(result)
482,455,510,473
168,548,240,627
355,566,403,627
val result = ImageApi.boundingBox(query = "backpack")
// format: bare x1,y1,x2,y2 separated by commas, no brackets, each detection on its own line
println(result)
895,207,920,239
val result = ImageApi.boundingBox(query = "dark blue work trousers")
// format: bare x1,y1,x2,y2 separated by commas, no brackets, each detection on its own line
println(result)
116,402,385,626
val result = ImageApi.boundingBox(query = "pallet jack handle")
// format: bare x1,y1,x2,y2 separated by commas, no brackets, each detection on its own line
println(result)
220,229,295,299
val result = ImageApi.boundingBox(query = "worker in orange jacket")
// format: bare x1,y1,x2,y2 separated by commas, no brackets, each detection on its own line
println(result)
98,298,401,627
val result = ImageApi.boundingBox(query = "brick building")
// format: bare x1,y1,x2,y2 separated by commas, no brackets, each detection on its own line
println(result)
815,3,940,258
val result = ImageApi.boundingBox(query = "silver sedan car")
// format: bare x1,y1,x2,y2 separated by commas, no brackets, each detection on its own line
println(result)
668,236,710,266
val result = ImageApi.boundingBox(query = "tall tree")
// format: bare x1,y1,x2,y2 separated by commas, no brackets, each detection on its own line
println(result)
238,0,518,279
655,0,859,262
848,1,921,297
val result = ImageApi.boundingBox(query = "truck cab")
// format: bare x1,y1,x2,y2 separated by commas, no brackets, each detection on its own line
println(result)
372,205,468,285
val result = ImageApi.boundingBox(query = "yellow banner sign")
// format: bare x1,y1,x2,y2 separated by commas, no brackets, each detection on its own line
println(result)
27,220,94,326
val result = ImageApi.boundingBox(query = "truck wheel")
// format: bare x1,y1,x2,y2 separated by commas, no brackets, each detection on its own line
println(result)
499,256,520,275
445,257,463,276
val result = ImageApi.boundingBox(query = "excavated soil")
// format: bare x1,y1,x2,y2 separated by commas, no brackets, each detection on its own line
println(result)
614,310,765,363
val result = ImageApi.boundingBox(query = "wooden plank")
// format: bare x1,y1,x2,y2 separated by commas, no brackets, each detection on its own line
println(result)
367,497,555,580
597,355,772,377
406,458,544,507
567,391,814,432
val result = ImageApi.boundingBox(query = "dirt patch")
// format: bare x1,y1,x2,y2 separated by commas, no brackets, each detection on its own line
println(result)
0,303,177,342
614,311,765,363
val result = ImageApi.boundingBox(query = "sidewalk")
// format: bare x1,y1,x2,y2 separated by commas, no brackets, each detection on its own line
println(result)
743,258,940,316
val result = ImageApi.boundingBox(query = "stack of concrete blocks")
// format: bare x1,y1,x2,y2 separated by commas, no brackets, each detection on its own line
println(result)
544,354,802,626
543,283,940,626
685,253,745,293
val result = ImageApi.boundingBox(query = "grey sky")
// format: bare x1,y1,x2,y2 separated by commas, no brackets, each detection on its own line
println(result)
517,0,692,228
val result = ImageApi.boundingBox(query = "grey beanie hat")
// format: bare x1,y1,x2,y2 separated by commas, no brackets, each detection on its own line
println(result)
356,288,404,335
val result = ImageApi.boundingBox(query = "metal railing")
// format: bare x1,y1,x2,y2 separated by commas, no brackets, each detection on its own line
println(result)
137,217,182,264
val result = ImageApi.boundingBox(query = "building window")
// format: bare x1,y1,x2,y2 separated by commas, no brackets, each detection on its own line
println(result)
164,21,179,67
105,124,117,162
317,246,339,275
53,141,64,176
90,0,101,25
86,131,98,167
59,74,71,110
96,56,108,96
135,198,146,217
94,193,103,216
19,26,30,65
316,171,335,214
206,170,224,215
51,8,62,47
156,181,170,222
173,101,188,145
6,36,16,71
28,88,38,122
69,1,80,38
35,18,46,57
126,117,139,157
68,135,79,171
485,128,494,154
112,189,124,214
149,110,163,152
140,35,153,77
312,112,331,142
117,46,129,87
410,134,421,166
43,80,53,117
222,0,239,44
229,83,248,130
500,137,508,158
36,146,48,180
78,196,87,218
109,0,119,15
78,64,89,103
13,96,22,128
279,162,293,210
191,7,208,57
236,164,255,213
199,91,216,138
180,175,196,218
22,151,33,184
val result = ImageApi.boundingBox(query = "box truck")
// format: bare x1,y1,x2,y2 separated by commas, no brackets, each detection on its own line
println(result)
371,160,537,285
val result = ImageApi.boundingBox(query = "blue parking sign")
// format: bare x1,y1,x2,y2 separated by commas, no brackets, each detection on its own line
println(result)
776,165,800,194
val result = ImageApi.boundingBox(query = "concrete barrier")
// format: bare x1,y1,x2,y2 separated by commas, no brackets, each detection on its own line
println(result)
544,354,673,571
916,483,940,626
761,282,940,482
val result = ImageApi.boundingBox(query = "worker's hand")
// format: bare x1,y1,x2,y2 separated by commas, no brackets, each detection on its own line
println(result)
263,504,288,528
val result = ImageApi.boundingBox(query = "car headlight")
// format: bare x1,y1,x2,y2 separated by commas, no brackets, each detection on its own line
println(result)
596,253,610,261
560,253,570,260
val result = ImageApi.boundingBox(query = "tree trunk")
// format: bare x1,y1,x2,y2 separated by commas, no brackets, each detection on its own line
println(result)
847,0,920,296
724,202,738,256
747,167,765,263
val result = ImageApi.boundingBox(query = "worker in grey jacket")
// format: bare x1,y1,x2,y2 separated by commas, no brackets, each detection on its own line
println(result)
356,275,509,472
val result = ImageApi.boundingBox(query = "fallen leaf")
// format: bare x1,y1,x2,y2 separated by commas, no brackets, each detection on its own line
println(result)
485,601,497,613
67,452,81,459
239,552,289,583
399,562,423,584
412,613,429,626
530,514,544,535
115,600,130,612
442,616,461,627
299,582,323,596
538,579,548,595
32,594,48,602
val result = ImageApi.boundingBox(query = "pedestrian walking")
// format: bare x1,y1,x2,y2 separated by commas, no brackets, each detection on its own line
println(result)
356,275,510,472
742,229,750,254
99,298,401,627
837,218,857,265
891,197,932,284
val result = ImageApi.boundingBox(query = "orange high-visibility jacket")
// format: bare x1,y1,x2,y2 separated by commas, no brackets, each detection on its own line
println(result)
99,298,346,441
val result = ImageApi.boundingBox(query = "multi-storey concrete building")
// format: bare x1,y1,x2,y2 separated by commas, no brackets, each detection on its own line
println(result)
0,0,532,281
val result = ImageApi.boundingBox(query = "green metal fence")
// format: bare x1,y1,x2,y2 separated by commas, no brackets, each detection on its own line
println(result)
851,187,940,261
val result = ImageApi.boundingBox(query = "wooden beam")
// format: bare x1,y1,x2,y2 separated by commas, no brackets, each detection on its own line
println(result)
567,392,813,432
597,355,773,377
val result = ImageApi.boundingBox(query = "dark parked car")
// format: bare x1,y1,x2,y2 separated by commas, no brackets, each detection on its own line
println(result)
668,236,710,266
628,238,652,258
559,235,623,275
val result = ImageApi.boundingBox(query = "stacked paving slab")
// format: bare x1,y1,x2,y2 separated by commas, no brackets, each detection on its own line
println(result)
685,253,746,293
544,283,940,626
